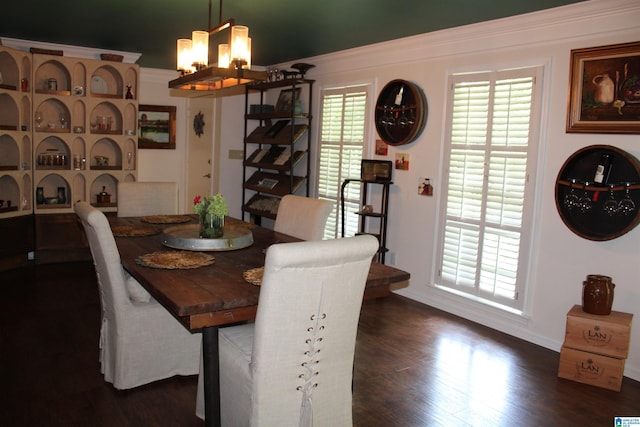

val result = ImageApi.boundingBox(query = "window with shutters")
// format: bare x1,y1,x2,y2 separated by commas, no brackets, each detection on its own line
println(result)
317,85,370,239
435,66,543,312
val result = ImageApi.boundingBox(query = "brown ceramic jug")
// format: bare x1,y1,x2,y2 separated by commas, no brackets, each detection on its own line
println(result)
582,274,615,315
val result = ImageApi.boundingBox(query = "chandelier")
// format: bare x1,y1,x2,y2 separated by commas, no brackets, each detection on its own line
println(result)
169,1,266,93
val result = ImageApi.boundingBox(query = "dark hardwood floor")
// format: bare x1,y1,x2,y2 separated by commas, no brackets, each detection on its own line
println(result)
1,261,639,426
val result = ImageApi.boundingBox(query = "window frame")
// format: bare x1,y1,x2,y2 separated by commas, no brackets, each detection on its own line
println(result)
314,83,372,239
434,65,545,314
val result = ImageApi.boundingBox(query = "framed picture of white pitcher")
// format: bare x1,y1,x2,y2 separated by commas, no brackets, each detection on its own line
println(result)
567,41,640,134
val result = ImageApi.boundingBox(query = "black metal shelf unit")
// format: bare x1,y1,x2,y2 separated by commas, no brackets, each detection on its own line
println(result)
341,178,392,263
241,78,313,223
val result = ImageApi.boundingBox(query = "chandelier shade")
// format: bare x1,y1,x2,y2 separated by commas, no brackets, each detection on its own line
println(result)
218,44,230,68
169,18,265,94
230,25,249,65
176,39,192,73
191,30,209,69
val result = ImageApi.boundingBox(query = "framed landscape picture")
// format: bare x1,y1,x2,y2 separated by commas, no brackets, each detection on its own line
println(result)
275,88,301,113
566,41,640,134
361,159,392,182
138,104,176,149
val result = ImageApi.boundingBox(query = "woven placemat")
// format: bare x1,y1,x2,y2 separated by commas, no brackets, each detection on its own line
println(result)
136,251,215,269
140,215,191,224
112,224,161,237
243,267,264,286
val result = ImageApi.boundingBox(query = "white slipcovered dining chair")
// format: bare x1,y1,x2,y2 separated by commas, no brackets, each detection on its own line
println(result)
196,234,379,426
274,194,334,240
116,181,178,217
74,201,201,389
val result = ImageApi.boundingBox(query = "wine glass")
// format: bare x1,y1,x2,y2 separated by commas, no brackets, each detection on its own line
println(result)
406,108,416,126
564,179,579,210
127,152,133,170
602,184,618,216
378,106,390,127
384,106,396,127
35,111,43,129
59,113,67,129
398,108,410,128
578,181,592,213
618,182,636,216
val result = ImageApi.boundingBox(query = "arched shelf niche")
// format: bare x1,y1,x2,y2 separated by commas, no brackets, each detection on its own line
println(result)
0,175,20,212
34,98,70,133
36,136,70,169
21,134,31,168
72,62,87,94
73,173,86,203
91,65,123,98
90,101,122,134
0,134,20,168
22,174,32,210
90,173,117,207
0,51,19,87
34,59,71,93
0,93,19,129
36,173,70,208
124,66,138,99
90,137,121,169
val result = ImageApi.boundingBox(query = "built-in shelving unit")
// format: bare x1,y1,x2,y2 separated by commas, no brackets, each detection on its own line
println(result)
0,45,33,219
32,53,139,214
0,45,139,268
0,45,34,269
241,78,313,223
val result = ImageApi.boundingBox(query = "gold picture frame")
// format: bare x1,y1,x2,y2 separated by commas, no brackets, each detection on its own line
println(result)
566,41,640,134
138,104,176,149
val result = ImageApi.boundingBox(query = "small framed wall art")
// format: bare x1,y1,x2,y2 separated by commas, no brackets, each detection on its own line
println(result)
566,41,640,134
361,159,392,182
275,88,301,113
138,104,176,149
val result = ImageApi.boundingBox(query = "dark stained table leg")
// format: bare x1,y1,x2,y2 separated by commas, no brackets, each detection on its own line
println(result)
202,326,220,427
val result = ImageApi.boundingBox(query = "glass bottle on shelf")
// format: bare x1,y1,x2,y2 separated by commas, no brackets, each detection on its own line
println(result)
35,111,43,129
57,187,66,204
125,84,134,99
36,187,44,205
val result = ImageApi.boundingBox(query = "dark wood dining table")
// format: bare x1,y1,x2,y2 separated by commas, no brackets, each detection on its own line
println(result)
110,215,410,427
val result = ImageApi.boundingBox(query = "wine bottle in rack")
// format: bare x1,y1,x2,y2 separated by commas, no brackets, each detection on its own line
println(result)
394,85,404,106
592,153,612,202
593,153,612,185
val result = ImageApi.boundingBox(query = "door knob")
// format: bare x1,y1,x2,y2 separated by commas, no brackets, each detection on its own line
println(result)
203,173,211,178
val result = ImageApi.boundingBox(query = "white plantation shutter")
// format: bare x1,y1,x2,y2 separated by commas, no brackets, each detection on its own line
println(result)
438,67,542,311
317,86,368,239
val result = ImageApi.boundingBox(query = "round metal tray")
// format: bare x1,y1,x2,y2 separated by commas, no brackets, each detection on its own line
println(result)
162,223,254,251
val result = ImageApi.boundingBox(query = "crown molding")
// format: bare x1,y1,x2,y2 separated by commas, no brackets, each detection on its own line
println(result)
301,0,640,76
0,37,141,64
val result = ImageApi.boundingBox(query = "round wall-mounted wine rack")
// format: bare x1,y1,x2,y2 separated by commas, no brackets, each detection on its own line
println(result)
555,145,640,241
374,79,427,146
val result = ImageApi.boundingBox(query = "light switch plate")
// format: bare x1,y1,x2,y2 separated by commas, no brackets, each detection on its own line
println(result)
228,149,244,159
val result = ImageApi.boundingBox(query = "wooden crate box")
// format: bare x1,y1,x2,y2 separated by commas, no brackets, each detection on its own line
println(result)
563,305,633,358
558,346,625,392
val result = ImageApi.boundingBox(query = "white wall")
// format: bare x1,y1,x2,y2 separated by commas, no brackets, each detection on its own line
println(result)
301,0,640,379
139,0,640,380
217,95,247,218
137,68,189,211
